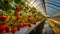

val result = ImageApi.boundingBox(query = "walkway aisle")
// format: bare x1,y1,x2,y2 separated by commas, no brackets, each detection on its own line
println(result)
42,21,54,34
29,19,54,34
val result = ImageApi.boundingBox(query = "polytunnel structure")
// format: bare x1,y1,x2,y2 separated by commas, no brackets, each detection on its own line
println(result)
0,0,60,34
26,0,60,17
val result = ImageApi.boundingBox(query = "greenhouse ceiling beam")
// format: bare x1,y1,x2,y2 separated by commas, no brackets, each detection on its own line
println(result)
38,5,42,8
47,6,60,11
40,0,48,17
45,2,60,7
47,0,60,5
26,0,33,4
33,0,37,4
26,0,37,7
26,0,48,16
26,0,30,4
26,0,41,7
32,0,42,7
46,6,60,17
31,0,37,6
52,12,60,17
36,3,41,7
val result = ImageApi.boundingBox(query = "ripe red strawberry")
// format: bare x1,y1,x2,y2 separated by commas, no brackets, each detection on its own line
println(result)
28,18,32,22
14,12,18,16
0,24,7,31
11,28,16,34
32,21,36,25
17,26,20,31
20,13,22,16
28,24,32,27
17,26,21,31
17,24,23,31
0,25,1,31
23,23,28,27
0,16,7,22
19,23,23,28
16,16,20,20
6,27,11,32
16,7,21,12
33,22,36,25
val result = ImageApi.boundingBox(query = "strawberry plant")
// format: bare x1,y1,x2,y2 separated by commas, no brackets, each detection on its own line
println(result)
0,0,45,34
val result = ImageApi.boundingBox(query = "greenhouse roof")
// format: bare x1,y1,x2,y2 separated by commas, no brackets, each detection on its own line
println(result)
26,0,60,17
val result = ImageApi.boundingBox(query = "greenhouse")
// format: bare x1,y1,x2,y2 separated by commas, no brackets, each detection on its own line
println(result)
0,0,60,34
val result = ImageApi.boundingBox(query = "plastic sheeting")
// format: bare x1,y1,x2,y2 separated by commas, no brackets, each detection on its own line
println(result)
26,0,60,17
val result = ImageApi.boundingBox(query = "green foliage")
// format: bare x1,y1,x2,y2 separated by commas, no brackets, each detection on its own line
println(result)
0,0,44,28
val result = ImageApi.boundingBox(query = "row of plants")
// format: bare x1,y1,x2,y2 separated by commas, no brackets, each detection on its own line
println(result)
0,0,44,34
47,19,60,34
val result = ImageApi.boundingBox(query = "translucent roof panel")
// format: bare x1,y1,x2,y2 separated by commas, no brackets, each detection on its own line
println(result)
26,0,47,16
26,0,60,17
45,0,60,17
